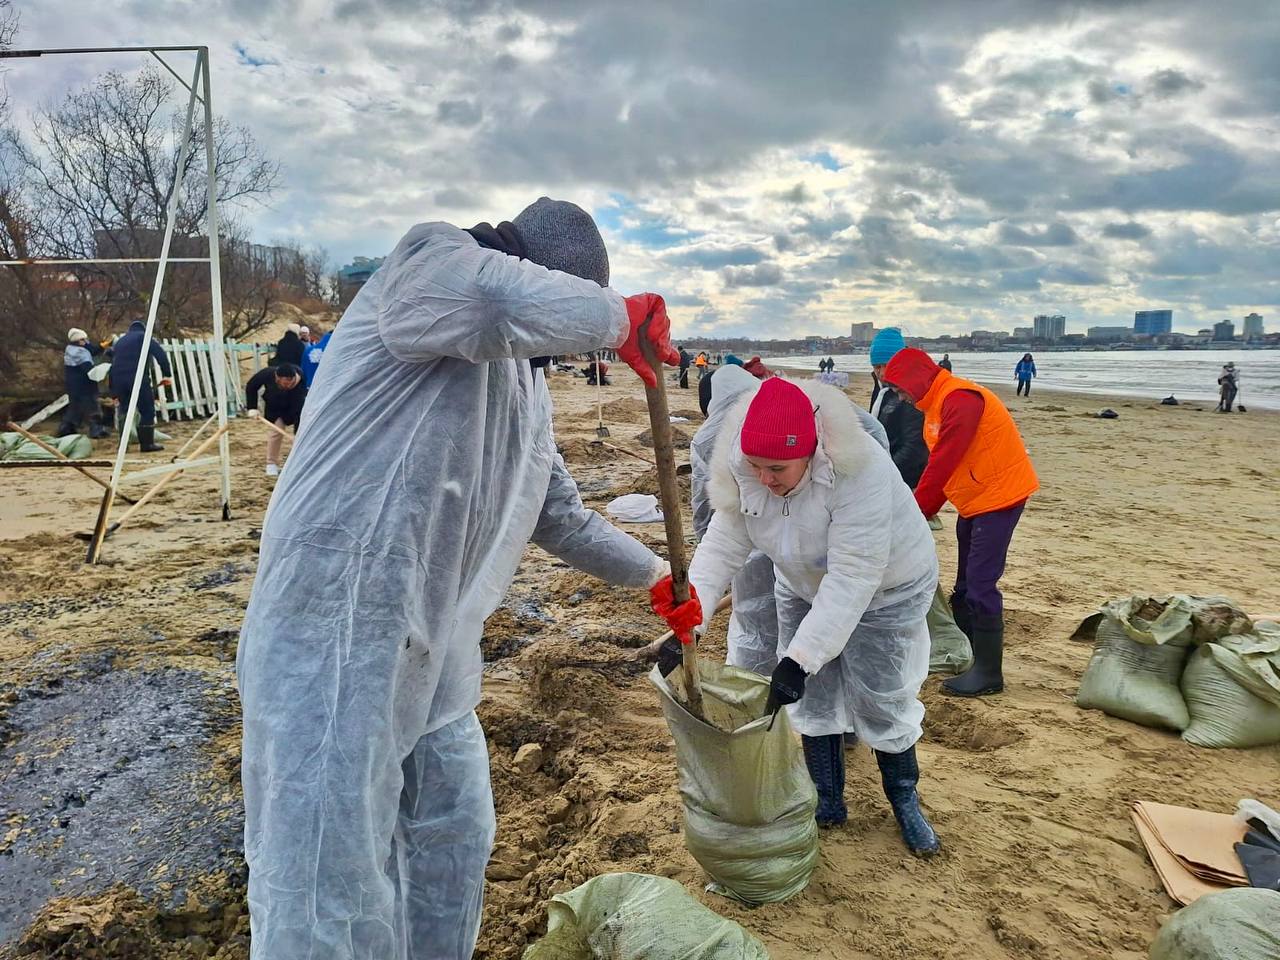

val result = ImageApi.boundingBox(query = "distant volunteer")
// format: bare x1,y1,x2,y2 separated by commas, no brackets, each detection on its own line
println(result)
243,362,308,476
882,348,1039,698
57,328,109,439
867,328,928,488
237,198,681,960
300,329,330,387
108,318,173,452
657,377,941,855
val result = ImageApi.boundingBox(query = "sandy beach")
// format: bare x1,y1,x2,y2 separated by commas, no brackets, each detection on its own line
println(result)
2,363,1278,959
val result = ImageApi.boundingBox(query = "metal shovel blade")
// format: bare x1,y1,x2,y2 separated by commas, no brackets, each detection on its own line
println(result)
595,423,610,439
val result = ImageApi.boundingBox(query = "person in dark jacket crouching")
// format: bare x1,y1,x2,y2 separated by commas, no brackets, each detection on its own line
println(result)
243,362,307,477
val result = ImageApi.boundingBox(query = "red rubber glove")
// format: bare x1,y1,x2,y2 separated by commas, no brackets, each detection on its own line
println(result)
649,576,703,642
619,293,681,388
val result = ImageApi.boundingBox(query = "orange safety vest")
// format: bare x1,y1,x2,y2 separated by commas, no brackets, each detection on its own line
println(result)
918,370,1039,518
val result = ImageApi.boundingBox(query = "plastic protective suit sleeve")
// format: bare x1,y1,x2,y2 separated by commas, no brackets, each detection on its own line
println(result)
855,405,890,452
688,508,756,633
783,466,895,676
726,551,781,676
776,581,932,746
532,453,665,587
376,223,628,363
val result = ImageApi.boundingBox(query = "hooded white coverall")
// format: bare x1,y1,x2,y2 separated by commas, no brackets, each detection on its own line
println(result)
688,380,936,751
237,222,665,959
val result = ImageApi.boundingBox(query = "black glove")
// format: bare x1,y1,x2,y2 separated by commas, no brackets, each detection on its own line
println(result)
765,657,807,715
657,635,683,678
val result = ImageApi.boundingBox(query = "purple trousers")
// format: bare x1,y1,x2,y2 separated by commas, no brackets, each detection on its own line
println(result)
954,502,1025,619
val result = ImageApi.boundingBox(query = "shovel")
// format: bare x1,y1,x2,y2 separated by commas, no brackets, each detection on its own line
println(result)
638,312,705,720
593,356,610,441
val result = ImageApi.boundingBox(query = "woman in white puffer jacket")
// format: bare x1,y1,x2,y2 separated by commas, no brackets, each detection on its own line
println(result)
686,375,941,855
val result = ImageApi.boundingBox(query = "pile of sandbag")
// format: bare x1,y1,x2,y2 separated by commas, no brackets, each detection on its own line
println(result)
0,431,92,461
1149,888,1280,960
1075,596,1280,748
522,873,768,959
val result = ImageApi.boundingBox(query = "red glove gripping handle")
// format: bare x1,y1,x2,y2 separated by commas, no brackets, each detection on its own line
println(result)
650,576,702,643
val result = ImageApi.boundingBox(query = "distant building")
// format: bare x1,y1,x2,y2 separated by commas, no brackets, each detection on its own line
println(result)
1197,328,1214,337
1033,314,1066,341
338,256,386,307
1212,320,1235,342
1134,309,1173,336
1243,313,1264,340
1087,326,1133,341
850,321,877,344
1012,326,1034,340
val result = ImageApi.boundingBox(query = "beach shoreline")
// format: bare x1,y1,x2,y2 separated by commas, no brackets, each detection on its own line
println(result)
770,361,1280,419
1,361,1278,958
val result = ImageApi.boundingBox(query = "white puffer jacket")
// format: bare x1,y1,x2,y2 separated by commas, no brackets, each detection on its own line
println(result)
688,379,938,675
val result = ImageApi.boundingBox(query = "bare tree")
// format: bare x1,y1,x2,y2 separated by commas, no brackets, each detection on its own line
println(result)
23,66,280,335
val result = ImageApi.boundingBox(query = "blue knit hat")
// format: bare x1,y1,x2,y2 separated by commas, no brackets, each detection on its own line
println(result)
869,328,906,365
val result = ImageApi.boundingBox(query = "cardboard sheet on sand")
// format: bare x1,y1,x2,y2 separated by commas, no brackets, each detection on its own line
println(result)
1132,801,1249,905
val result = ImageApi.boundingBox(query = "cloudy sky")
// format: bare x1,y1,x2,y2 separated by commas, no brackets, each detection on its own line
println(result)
9,0,1279,338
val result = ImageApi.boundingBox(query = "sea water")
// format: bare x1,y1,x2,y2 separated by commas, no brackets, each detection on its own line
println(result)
772,349,1280,410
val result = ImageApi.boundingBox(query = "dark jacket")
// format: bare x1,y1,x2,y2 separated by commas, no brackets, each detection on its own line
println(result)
246,366,308,426
871,377,929,489
63,341,102,399
272,331,305,368
109,320,171,396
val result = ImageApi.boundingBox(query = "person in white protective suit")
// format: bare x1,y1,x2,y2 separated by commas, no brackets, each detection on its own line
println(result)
687,366,890,677
237,198,682,960
661,375,941,856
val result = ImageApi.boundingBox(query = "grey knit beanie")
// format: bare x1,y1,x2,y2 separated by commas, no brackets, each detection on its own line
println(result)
512,197,610,287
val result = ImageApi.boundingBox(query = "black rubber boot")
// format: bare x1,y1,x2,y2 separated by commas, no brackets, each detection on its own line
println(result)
943,613,1004,697
801,734,847,827
875,746,941,858
138,424,165,452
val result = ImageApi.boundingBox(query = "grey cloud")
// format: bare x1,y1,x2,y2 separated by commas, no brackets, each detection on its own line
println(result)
433,186,483,208
437,99,483,126
773,182,811,204
1102,221,1152,240
666,244,766,269
1087,78,1119,104
1042,263,1109,285
1147,68,1205,99
723,262,784,288
998,222,1080,247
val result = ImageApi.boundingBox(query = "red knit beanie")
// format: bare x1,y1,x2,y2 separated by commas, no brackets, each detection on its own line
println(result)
740,378,817,460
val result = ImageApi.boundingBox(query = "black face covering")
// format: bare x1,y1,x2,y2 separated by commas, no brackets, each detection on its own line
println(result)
464,221,551,374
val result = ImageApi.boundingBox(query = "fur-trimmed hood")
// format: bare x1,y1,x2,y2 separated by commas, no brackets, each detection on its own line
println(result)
707,377,886,516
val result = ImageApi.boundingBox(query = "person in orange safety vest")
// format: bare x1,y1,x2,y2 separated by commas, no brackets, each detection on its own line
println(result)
882,348,1038,698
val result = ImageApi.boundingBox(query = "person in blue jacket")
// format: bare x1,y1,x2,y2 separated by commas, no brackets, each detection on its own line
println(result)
56,328,110,439
1015,353,1036,397
108,318,172,451
300,329,331,388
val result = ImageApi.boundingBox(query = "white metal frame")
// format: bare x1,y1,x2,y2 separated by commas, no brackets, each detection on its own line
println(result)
0,46,232,561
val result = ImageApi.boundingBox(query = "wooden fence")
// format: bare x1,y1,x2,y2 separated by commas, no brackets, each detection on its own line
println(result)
147,338,276,422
